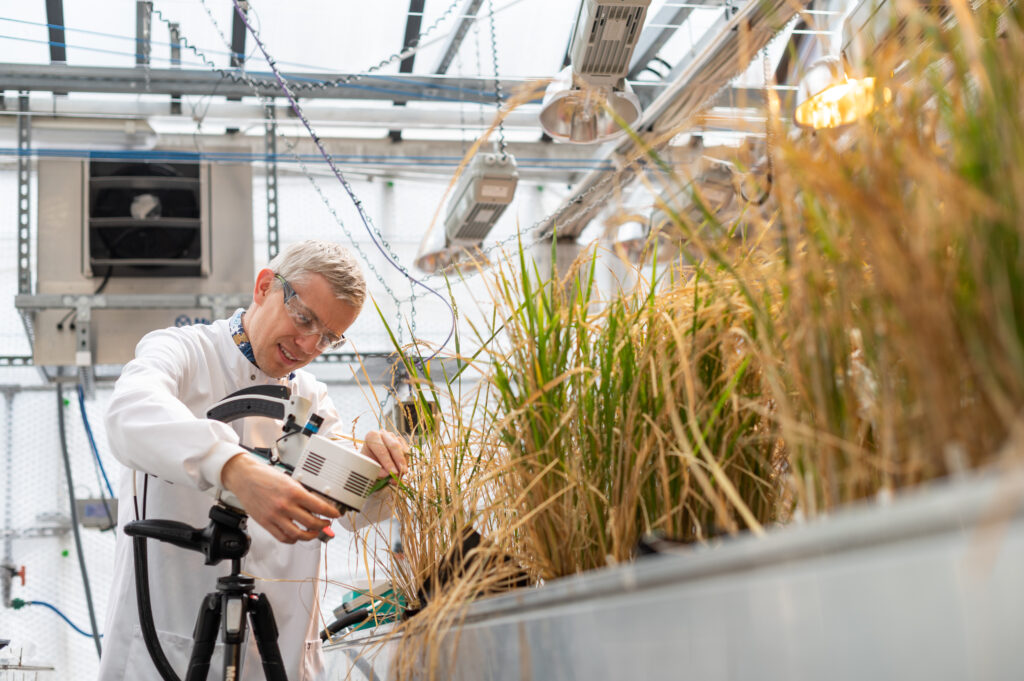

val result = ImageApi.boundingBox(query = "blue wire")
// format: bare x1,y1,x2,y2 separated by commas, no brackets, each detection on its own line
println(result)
0,33,148,61
77,384,114,499
24,600,102,639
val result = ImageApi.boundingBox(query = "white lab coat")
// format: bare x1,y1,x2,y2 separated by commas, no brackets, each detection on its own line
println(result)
98,313,386,681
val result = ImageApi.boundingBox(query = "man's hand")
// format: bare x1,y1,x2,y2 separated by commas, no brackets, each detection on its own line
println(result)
361,430,409,479
221,453,340,544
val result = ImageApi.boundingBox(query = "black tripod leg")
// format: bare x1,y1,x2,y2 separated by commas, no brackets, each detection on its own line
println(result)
184,593,221,681
249,594,289,681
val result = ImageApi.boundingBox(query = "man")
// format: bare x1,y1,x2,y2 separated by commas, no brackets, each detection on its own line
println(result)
98,240,408,680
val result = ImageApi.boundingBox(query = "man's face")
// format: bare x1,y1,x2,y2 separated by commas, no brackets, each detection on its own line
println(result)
245,268,360,378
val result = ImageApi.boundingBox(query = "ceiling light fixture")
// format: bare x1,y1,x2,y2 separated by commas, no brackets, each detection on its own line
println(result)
794,56,886,130
539,0,651,144
415,151,517,274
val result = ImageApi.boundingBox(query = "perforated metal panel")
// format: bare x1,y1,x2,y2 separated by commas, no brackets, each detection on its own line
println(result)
571,0,651,86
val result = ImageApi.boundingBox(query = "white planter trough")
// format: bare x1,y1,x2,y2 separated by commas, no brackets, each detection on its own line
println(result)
323,470,1024,680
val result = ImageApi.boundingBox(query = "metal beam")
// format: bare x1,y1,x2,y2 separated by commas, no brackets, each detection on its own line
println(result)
0,91,553,129
0,136,613,182
434,0,485,74
230,5,248,68
136,1,153,66
399,0,426,75
390,0,427,142
14,293,251,311
0,63,537,104
228,3,248,103
45,0,67,64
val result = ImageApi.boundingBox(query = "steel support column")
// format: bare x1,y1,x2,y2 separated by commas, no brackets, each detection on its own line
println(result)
265,102,280,260
16,93,31,297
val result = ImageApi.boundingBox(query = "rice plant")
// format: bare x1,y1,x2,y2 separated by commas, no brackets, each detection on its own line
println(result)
354,2,1024,675
760,0,1024,510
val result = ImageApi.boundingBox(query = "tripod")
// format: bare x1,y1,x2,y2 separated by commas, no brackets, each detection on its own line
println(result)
125,505,289,681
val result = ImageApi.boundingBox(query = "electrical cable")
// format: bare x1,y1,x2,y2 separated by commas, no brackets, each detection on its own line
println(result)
56,383,103,658
229,0,456,365
77,384,114,497
319,608,371,641
54,266,113,332
10,599,102,638
55,308,75,331
77,384,116,531
131,537,180,681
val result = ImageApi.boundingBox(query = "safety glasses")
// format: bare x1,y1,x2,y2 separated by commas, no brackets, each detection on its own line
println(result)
274,274,347,352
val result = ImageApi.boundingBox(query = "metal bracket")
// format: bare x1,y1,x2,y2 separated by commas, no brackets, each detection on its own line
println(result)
73,297,95,397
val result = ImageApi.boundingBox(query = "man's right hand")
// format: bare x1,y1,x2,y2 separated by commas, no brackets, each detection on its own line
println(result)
221,453,340,544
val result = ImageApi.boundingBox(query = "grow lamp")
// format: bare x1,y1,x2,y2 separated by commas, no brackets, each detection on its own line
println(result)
794,56,885,130
539,0,650,144
539,68,643,144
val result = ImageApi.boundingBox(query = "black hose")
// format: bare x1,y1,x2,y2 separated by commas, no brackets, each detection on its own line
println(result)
319,608,371,641
132,536,181,681
56,383,103,658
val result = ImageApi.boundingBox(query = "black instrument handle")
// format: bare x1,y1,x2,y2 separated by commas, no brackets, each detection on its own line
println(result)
125,519,203,553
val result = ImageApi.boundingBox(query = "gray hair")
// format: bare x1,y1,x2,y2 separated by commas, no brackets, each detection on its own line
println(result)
268,240,367,309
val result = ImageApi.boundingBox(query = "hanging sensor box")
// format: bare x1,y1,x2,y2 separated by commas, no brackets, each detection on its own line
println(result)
444,152,519,244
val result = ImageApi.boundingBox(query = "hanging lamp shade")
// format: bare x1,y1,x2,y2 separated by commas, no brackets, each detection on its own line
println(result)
539,67,642,144
413,223,489,275
794,56,881,130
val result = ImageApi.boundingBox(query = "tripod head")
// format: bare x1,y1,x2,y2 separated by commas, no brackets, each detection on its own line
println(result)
125,505,250,567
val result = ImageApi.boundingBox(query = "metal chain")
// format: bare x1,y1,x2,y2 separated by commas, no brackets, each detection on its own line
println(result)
274,0,467,94
761,46,776,186
486,0,509,158
231,0,458,365
474,20,487,130
158,0,468,95
176,4,413,320
152,2,620,299
281,139,408,342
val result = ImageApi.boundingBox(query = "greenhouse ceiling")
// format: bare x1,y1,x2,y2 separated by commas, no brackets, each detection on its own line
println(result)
0,0,840,228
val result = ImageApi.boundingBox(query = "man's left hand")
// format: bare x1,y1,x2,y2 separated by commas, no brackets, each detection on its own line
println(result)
361,430,409,479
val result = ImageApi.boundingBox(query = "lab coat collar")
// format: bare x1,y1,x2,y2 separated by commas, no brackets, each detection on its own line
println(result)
222,309,295,384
